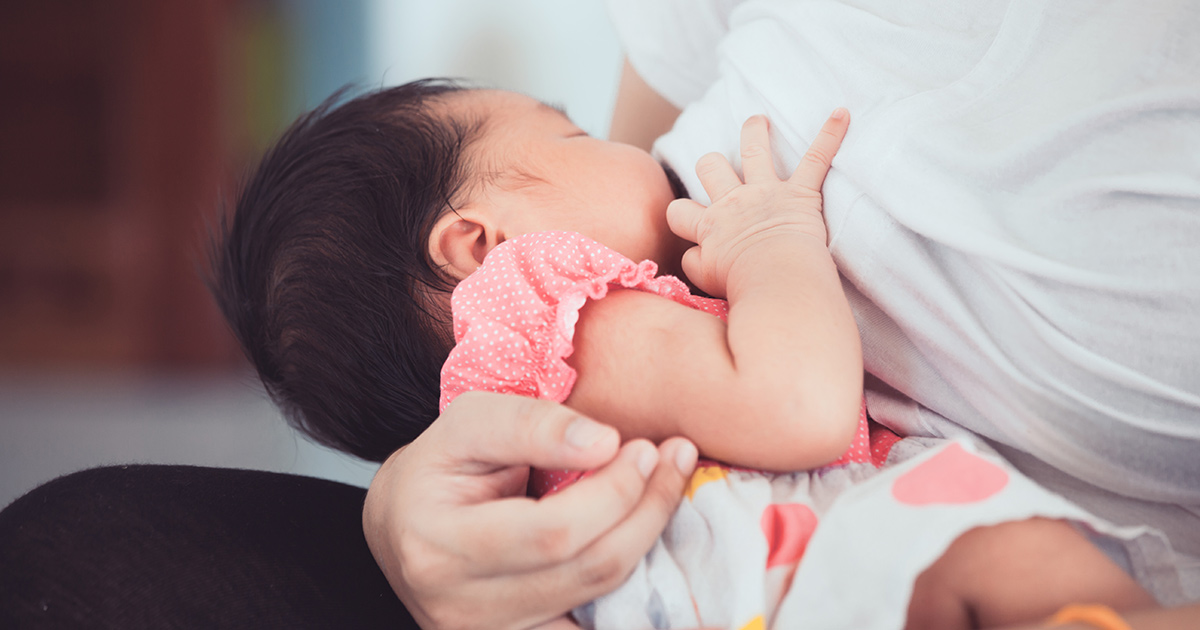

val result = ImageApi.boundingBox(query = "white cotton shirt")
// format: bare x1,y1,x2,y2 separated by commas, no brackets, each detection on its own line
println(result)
608,0,1200,601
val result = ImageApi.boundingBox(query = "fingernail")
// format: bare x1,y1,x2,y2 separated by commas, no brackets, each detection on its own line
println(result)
636,446,658,479
831,107,848,120
565,417,610,450
674,441,698,474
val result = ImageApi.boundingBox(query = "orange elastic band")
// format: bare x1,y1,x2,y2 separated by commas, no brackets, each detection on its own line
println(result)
1047,604,1132,630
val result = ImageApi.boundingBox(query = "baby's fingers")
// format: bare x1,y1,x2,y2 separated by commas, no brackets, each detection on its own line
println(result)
739,115,778,185
790,108,850,192
679,245,722,298
666,198,705,244
695,152,742,202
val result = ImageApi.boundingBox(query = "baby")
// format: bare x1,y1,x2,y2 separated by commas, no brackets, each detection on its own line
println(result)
213,80,1161,629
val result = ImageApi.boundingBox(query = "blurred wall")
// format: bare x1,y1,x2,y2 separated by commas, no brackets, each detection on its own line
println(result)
366,0,622,137
0,0,624,505
0,0,241,369
0,0,621,372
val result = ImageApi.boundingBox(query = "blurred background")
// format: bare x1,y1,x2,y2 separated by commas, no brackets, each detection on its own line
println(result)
0,0,623,507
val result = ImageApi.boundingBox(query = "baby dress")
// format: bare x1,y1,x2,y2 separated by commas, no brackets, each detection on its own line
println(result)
439,231,1178,630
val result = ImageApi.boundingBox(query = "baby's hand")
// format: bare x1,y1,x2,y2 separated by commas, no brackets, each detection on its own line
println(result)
666,110,849,297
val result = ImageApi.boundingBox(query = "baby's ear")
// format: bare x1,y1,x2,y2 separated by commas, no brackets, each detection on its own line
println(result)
428,212,500,280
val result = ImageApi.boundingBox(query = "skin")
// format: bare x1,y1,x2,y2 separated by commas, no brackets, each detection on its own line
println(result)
1005,604,1200,630
608,58,682,153
599,61,1195,630
566,113,864,469
906,518,1156,629
363,391,699,629
430,89,691,281
366,64,1197,629
431,91,863,471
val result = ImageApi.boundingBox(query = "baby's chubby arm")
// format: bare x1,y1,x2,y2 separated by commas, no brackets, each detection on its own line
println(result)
566,112,861,471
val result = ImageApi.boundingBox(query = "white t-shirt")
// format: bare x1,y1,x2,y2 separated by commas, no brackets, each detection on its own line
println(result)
608,0,1200,601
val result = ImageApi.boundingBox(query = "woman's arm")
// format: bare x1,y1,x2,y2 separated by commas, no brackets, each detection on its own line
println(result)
607,58,681,151
566,112,861,471
362,392,698,630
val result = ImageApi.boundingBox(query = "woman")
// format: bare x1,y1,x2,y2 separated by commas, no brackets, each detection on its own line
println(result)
368,0,1200,626
4,1,1196,628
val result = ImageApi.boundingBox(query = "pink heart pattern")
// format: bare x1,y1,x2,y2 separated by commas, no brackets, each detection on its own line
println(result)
892,442,1009,506
760,503,819,568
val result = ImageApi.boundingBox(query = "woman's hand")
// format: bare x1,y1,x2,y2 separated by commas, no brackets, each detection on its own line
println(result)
666,110,849,298
363,391,699,630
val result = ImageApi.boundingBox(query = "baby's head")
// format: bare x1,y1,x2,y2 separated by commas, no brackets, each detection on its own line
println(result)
212,80,688,460
425,89,689,286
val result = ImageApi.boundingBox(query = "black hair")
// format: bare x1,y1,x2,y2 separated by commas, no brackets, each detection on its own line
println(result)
210,79,477,462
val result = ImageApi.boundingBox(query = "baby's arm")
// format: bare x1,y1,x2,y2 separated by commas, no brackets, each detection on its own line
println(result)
566,112,860,471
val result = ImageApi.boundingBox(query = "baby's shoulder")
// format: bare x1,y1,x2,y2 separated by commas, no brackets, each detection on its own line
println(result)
455,231,630,300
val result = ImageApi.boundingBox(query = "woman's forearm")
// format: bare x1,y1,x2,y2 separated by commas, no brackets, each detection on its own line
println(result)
608,58,681,151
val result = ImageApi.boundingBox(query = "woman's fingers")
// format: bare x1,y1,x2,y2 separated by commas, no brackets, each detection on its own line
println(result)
790,108,850,192
440,392,621,473
447,439,665,576
467,438,698,629
739,115,778,184
363,393,699,630
526,438,699,613
398,392,698,578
